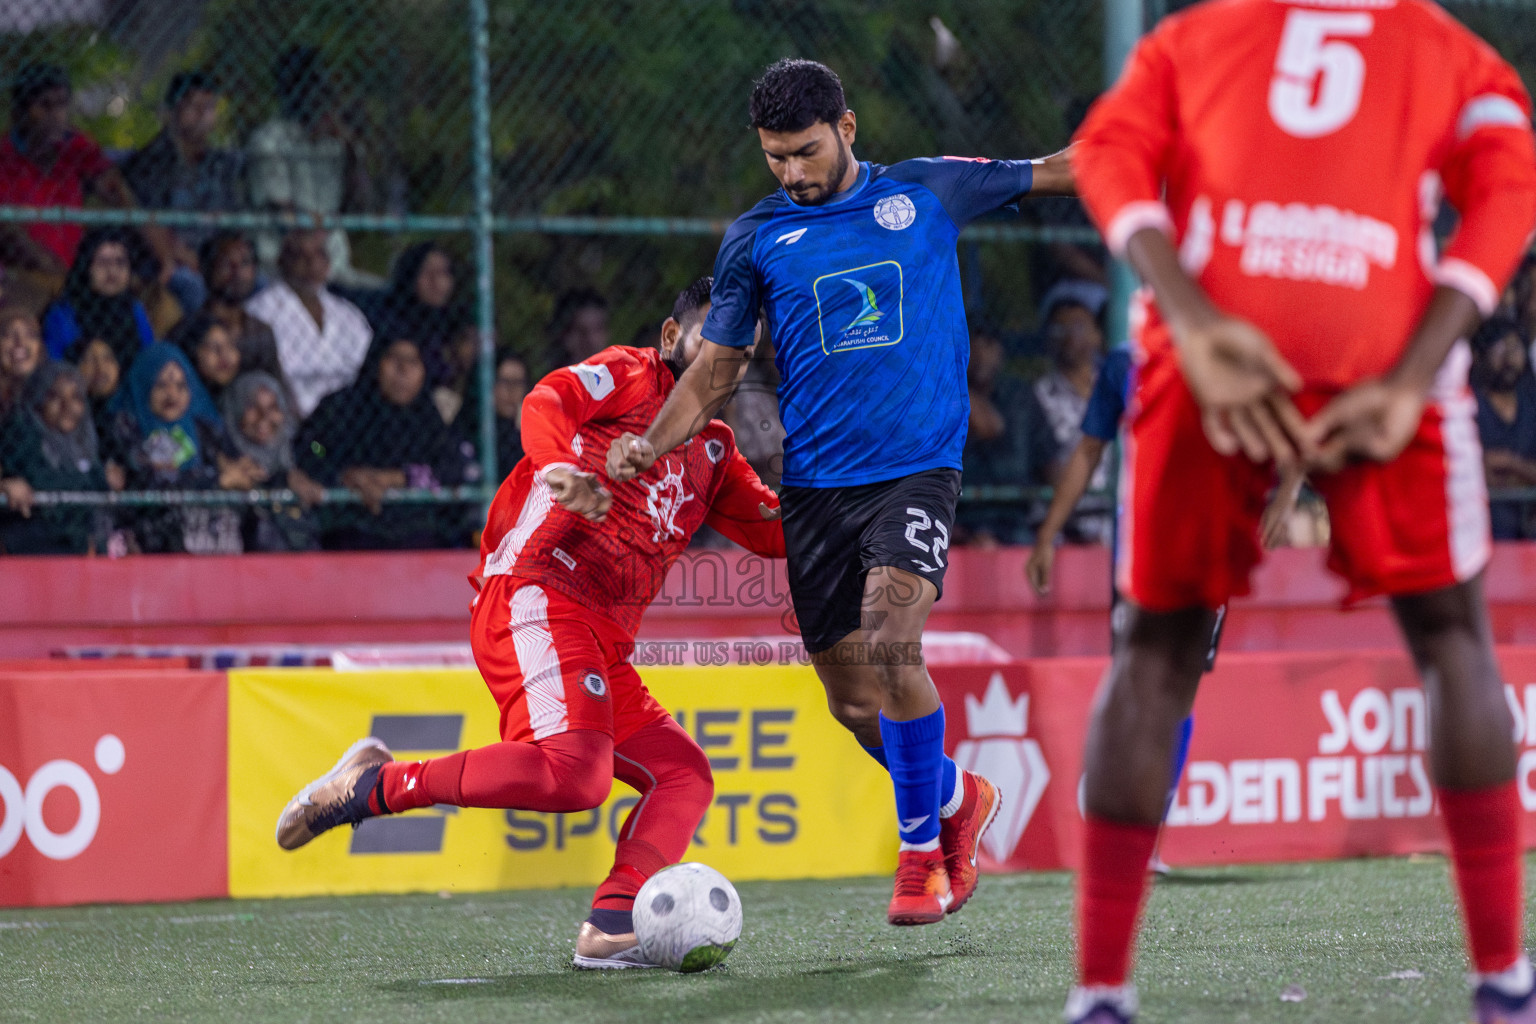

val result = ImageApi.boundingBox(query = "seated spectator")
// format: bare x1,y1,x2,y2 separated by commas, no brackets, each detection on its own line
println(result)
1034,297,1112,543
0,362,119,554
543,288,610,371
197,231,290,390
67,337,127,469
245,229,372,417
0,306,46,422
108,343,255,553
1473,316,1536,540
0,63,175,290
222,371,323,551
456,347,529,483
295,335,470,549
246,47,376,288
958,325,1056,545
170,312,241,402
365,242,466,394
41,228,155,367
120,71,246,316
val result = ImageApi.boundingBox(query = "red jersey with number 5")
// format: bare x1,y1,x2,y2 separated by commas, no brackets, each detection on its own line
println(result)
1073,0,1536,388
473,345,784,636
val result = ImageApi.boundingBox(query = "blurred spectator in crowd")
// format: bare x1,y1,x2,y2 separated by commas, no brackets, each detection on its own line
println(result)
120,71,246,316
1473,315,1536,540
0,362,119,553
245,228,371,417
1034,295,1112,543
247,47,376,288
0,63,175,289
197,231,289,389
365,242,465,385
170,311,241,402
957,324,1056,545
456,347,529,483
67,336,126,469
0,306,45,422
108,343,256,553
544,288,610,370
295,334,469,549
221,370,322,551
41,227,155,366
0,263,50,318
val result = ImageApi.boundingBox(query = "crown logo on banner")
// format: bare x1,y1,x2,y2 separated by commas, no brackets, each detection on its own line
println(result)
965,672,1029,738
953,672,1050,865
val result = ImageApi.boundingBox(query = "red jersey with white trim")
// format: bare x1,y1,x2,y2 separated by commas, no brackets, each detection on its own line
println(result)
1073,0,1536,389
475,345,784,635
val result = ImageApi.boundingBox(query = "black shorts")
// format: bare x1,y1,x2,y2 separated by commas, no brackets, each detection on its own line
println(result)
780,468,961,654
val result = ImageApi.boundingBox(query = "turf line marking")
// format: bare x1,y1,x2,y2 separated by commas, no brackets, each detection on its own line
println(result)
422,978,493,985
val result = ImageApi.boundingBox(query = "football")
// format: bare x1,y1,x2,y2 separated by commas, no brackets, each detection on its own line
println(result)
633,862,743,973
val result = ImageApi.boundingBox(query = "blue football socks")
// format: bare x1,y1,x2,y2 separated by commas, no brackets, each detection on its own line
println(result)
879,707,947,850
863,740,961,817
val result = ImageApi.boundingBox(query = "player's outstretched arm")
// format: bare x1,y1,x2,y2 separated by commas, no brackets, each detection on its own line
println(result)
1027,144,1077,197
1125,227,1308,470
607,340,750,481
1026,435,1105,596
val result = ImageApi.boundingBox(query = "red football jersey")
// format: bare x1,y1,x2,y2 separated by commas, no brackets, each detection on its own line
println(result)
475,346,784,635
1074,0,1536,388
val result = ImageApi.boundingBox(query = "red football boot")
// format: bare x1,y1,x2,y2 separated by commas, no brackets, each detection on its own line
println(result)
938,770,1000,914
887,847,953,926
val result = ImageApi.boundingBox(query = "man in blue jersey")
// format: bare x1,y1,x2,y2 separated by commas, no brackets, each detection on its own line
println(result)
609,58,1075,925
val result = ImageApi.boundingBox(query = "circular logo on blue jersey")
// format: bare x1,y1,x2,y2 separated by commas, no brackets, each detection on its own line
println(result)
873,194,917,231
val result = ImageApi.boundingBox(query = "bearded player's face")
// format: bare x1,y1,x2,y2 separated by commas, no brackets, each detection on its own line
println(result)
758,111,857,206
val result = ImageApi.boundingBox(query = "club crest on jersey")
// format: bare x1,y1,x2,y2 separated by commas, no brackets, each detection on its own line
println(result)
704,438,726,464
873,193,917,230
580,671,608,700
644,460,696,542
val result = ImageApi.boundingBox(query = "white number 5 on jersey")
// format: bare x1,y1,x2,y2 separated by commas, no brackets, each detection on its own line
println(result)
1269,10,1373,138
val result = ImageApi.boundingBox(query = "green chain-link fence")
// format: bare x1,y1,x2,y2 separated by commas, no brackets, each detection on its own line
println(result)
1,0,1534,553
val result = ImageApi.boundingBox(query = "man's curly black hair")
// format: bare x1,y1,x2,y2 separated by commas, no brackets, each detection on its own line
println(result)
748,58,846,133
670,275,714,329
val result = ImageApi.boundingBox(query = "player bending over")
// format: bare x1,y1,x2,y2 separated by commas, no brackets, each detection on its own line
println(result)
609,58,1076,925
1027,346,1303,871
276,279,783,970
1067,1,1536,1021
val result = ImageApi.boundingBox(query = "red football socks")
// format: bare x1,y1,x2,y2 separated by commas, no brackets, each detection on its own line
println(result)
372,730,614,814
1077,815,1161,987
1438,781,1525,975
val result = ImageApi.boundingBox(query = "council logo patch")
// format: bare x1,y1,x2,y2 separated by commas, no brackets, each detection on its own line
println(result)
580,672,608,701
873,194,917,231
704,438,726,464
812,260,905,355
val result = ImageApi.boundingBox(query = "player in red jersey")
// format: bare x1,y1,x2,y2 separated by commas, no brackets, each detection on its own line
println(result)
1067,2,1536,1021
275,278,783,970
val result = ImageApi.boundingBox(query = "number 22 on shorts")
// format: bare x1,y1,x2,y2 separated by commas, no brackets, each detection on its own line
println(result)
1269,9,1373,138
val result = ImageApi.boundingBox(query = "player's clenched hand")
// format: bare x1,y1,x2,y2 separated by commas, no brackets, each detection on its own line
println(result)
606,433,656,482
545,465,613,522
1305,378,1426,473
758,502,781,521
1175,312,1308,469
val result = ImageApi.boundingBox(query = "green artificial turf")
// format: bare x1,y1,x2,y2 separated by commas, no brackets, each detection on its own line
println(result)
0,856,1514,1023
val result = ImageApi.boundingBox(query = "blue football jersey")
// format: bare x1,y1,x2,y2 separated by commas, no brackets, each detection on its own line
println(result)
702,158,1034,488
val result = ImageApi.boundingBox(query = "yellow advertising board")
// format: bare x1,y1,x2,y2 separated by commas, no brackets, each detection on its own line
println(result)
228,666,896,898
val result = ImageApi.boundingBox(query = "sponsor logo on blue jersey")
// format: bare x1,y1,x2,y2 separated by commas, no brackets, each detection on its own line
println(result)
812,260,904,355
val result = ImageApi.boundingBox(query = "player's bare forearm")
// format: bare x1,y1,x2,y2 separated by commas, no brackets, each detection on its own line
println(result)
1125,227,1218,337
1028,145,1077,198
643,340,749,454
1038,436,1106,545
1385,287,1481,397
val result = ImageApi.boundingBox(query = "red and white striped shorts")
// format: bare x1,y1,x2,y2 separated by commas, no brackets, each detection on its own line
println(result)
470,575,667,744
1117,342,1489,611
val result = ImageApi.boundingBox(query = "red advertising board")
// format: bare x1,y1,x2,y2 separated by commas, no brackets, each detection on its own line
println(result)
936,648,1536,872
0,670,228,907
